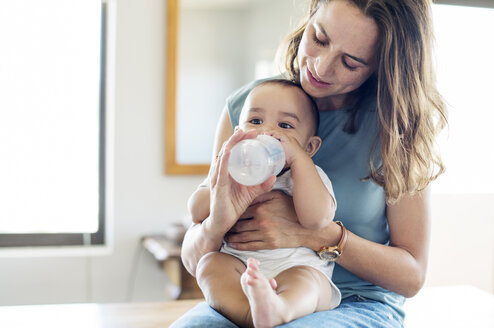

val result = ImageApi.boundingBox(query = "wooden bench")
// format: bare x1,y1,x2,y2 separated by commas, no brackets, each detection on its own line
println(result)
166,285,494,327
140,234,494,326
0,299,202,327
0,286,491,327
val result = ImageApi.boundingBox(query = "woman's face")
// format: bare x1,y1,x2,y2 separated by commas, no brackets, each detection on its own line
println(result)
298,0,379,110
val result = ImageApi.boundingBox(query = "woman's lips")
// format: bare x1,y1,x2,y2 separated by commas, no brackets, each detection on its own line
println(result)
307,67,331,88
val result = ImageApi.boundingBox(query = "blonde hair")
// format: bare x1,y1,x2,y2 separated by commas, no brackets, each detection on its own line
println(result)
280,0,448,203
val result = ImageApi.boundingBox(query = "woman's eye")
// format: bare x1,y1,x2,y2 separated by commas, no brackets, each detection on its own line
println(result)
342,58,358,71
311,28,327,46
279,122,293,129
312,33,326,46
313,35,325,46
250,118,262,125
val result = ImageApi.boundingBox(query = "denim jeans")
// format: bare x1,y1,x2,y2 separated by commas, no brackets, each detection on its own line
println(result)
169,295,404,328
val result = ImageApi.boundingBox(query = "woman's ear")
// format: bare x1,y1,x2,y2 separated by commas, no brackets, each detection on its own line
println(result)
305,136,322,158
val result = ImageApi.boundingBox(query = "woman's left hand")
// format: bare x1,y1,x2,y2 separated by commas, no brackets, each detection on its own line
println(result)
225,190,322,250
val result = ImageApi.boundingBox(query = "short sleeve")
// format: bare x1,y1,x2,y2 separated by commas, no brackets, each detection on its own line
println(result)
315,165,337,209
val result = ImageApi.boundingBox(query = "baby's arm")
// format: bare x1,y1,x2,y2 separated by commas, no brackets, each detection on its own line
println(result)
187,182,211,224
290,156,336,230
274,132,335,230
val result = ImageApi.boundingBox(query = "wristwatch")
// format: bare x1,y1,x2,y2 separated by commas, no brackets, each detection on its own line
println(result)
317,221,348,262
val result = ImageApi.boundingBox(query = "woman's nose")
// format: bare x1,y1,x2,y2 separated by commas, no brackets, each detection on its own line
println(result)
315,50,337,78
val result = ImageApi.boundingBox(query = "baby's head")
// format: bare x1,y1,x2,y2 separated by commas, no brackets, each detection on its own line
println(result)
238,79,321,157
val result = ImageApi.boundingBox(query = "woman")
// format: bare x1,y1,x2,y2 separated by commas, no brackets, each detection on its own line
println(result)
172,0,447,327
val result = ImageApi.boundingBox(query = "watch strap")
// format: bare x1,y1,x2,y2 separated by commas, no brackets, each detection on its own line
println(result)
317,221,348,261
334,221,348,255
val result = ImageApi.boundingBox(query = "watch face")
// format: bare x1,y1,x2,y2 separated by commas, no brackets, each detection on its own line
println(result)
319,248,339,261
320,251,337,261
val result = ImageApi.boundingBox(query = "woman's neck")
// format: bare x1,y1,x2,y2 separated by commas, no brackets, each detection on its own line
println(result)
315,93,354,112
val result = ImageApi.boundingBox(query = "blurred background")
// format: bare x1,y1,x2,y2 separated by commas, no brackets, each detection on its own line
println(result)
0,0,492,306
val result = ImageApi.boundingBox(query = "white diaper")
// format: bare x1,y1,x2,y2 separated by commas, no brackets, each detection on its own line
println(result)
221,243,342,310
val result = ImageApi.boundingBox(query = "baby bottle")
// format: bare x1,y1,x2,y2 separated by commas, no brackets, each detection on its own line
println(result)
228,134,286,186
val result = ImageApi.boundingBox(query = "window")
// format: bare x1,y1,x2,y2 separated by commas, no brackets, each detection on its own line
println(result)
0,1,107,247
431,3,494,194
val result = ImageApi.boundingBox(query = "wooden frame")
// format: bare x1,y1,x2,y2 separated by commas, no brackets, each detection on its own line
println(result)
165,0,210,175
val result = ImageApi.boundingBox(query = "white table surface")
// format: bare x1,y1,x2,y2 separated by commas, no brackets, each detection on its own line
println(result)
404,285,494,327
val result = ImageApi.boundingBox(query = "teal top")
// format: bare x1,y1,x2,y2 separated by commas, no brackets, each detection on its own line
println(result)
226,78,406,318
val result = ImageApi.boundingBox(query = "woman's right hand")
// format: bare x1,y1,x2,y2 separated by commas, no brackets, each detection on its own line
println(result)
206,128,276,241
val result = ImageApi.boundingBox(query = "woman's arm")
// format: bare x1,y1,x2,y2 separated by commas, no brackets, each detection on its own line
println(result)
182,108,275,278
187,185,211,224
227,188,430,298
336,189,430,297
182,106,233,275
182,128,275,277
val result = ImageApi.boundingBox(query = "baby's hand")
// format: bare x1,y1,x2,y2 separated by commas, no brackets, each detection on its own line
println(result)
268,131,309,166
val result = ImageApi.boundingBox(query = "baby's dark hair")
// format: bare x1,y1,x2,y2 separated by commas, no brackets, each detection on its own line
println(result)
255,79,320,135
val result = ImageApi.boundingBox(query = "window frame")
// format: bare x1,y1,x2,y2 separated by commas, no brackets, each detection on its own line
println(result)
0,2,108,248
434,0,494,9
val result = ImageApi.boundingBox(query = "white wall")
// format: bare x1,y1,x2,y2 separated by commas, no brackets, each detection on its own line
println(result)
176,0,306,164
0,0,492,306
427,194,494,293
177,7,247,163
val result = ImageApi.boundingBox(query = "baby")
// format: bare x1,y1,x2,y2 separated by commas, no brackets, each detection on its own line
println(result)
188,79,340,327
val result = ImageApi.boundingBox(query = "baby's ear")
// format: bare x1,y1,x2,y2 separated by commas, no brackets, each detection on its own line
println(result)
305,136,322,158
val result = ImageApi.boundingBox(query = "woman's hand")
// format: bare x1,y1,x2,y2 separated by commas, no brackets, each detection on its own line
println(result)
206,129,276,240
225,190,311,250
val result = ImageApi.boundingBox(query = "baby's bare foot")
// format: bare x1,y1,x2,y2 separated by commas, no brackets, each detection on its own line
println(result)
240,258,284,328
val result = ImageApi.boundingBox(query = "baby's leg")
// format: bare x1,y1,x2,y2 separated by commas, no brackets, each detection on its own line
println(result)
196,252,253,327
241,258,333,328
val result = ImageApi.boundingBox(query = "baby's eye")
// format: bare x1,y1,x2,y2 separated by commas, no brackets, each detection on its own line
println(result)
279,122,293,129
249,118,263,125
